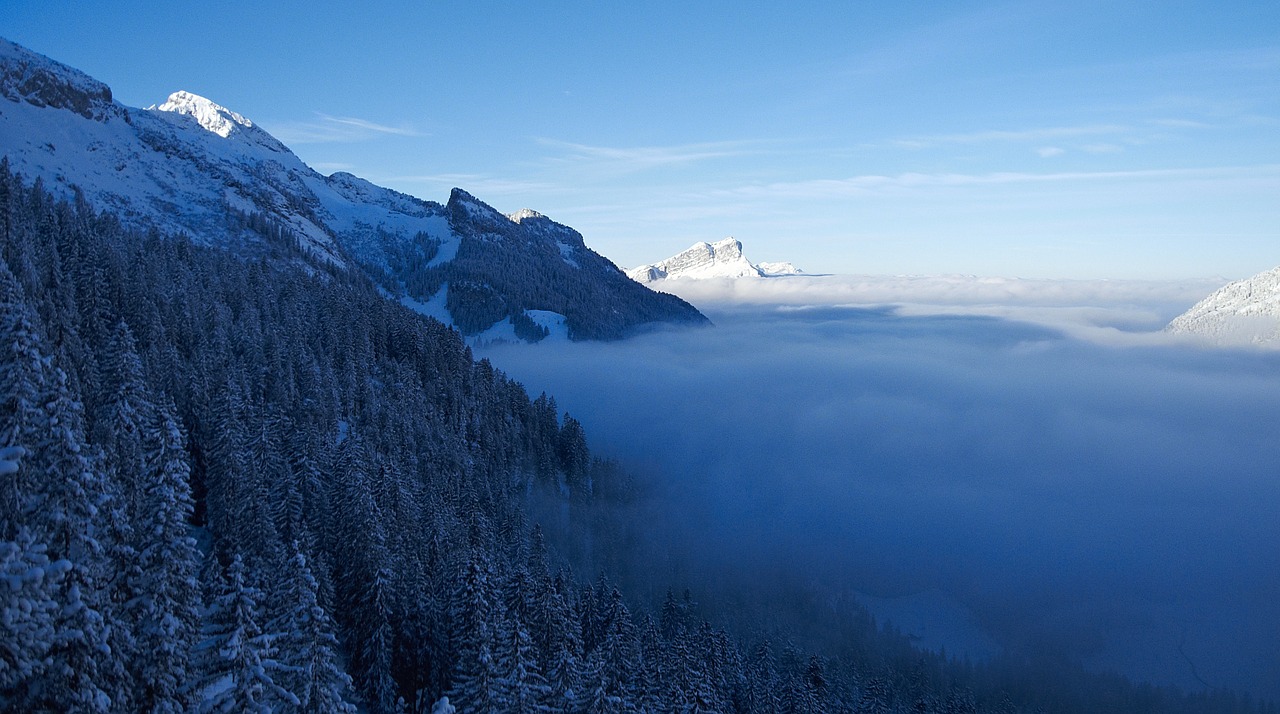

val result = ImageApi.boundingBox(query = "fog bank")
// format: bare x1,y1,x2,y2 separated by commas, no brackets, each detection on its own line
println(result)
482,302,1280,699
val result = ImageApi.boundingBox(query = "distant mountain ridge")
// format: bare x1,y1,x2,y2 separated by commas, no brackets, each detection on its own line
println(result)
627,237,802,282
1165,265,1280,346
0,38,707,341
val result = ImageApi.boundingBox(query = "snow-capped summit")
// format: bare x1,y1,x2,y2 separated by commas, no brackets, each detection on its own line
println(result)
627,238,803,282
0,38,706,342
1165,265,1280,346
627,238,761,282
507,208,544,223
757,261,804,276
153,90,252,138
149,90,289,154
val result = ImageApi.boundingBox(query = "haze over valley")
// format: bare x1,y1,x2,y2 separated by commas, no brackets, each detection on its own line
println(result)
3,2,1279,712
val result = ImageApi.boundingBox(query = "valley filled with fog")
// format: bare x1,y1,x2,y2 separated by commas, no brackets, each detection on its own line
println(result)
482,289,1280,701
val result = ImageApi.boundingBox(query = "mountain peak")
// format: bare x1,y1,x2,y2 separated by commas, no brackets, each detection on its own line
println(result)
446,187,510,228
709,236,744,255
508,208,544,224
627,237,808,282
1,37,708,342
151,90,253,138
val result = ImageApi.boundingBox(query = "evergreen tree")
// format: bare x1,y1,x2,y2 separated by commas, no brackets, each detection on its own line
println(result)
0,446,72,708
128,405,202,713
448,555,504,712
271,546,357,713
93,319,153,520
21,364,120,712
195,555,296,713
0,262,45,532
496,617,553,713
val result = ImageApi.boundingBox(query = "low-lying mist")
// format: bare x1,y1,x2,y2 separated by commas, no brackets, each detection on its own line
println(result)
481,299,1280,700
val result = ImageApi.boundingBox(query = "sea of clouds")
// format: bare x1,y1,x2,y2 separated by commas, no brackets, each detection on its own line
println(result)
481,275,1279,699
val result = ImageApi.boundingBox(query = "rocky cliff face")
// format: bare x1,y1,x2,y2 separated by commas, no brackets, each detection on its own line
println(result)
1,40,120,120
627,237,804,282
627,238,763,281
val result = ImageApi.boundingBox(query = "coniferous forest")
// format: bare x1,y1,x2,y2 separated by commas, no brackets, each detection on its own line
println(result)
1,164,1273,713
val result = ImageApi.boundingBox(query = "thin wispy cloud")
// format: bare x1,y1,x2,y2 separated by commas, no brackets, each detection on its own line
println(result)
537,138,765,171
890,124,1130,150
1036,146,1065,158
717,164,1280,200
266,112,423,144
1150,117,1211,129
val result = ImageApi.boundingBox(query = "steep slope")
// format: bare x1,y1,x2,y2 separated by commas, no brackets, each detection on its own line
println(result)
400,192,707,340
0,38,706,341
1165,266,1280,346
627,237,804,282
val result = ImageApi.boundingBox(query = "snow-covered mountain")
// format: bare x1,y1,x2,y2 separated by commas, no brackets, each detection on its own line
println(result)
626,237,803,282
1165,265,1280,346
756,261,803,276
0,38,706,341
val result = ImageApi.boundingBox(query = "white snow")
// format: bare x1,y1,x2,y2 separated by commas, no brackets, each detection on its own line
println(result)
757,261,804,276
0,38,119,122
465,309,569,346
556,241,580,269
400,285,454,327
1165,266,1280,347
628,237,804,283
526,310,570,341
152,91,252,139
0,39,469,270
425,218,461,267
467,317,520,347
0,65,346,262
507,208,543,223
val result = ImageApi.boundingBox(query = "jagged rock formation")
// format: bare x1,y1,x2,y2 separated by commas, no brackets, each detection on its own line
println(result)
1166,266,1280,346
0,38,706,341
627,237,803,282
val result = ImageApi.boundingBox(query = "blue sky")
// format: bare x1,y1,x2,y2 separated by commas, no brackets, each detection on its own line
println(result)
6,1,1279,279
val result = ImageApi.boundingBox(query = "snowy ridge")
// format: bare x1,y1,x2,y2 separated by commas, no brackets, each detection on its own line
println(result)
153,91,252,138
0,38,121,121
1165,265,1280,346
627,237,803,282
0,39,482,277
507,208,544,223
757,261,804,276
0,37,707,342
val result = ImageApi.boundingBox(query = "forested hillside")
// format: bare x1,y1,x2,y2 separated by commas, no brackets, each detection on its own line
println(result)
1,165,1270,713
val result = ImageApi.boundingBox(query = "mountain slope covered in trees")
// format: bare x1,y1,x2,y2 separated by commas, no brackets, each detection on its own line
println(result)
0,37,706,341
3,37,1274,714
2,162,1272,714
